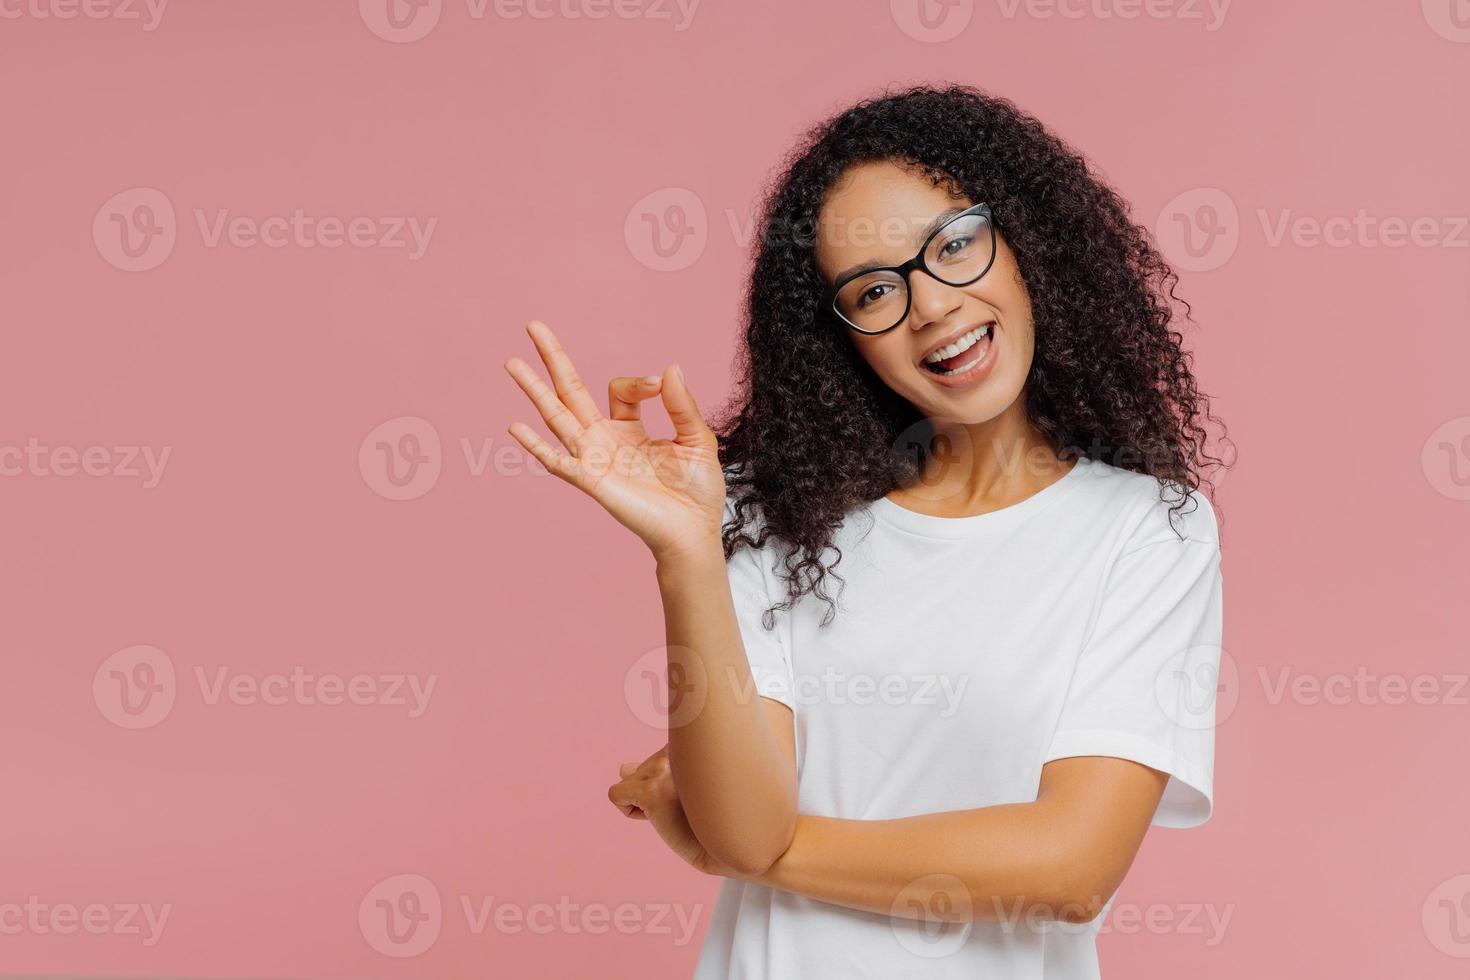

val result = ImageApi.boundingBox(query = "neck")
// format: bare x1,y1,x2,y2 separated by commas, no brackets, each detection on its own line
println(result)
896,398,1073,516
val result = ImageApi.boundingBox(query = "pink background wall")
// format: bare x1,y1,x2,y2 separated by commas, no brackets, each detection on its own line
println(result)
2,0,1468,976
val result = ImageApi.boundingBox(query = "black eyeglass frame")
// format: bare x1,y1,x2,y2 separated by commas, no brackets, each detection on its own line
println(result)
821,202,997,336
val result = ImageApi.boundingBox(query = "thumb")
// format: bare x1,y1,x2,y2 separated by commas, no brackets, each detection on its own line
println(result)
608,778,646,818
659,362,714,449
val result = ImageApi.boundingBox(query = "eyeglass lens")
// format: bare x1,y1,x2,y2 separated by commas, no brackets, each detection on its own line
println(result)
834,211,994,333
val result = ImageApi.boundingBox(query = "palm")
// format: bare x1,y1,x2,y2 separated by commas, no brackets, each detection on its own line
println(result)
504,321,726,560
573,417,725,554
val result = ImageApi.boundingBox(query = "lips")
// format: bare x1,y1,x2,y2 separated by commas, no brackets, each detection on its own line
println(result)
920,322,993,374
916,321,998,389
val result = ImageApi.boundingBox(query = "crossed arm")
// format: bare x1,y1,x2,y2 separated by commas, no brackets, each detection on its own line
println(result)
623,545,1171,925
737,718,1167,924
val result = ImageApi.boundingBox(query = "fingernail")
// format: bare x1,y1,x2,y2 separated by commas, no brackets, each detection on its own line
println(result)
674,363,685,383
643,375,661,385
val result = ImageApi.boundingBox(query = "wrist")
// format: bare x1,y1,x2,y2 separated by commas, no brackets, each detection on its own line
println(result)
653,534,725,577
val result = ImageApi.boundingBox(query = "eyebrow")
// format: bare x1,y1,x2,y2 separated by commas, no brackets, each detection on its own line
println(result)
829,206,968,284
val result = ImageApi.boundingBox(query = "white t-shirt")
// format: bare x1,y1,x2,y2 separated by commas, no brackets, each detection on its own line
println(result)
693,456,1223,980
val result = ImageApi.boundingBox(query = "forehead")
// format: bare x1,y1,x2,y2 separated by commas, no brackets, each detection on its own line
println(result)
814,161,972,282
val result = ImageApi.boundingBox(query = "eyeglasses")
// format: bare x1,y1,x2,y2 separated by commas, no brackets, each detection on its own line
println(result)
822,202,997,335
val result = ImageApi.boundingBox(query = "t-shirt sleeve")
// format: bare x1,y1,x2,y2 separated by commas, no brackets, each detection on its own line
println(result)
1044,513,1224,829
722,495,797,711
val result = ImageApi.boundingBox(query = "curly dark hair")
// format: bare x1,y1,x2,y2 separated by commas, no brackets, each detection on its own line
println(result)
712,82,1228,627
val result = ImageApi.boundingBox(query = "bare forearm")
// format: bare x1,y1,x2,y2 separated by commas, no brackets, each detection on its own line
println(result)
739,806,1105,923
657,543,797,874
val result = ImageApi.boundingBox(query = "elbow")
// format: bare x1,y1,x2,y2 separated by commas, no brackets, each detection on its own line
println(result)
981,837,1118,925
991,885,1109,926
1001,882,1108,926
711,847,780,879
706,814,796,878
1050,889,1109,924
675,764,798,878
1033,856,1120,924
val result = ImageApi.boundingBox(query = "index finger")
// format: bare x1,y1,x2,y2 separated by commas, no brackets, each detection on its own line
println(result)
608,375,663,421
526,320,603,426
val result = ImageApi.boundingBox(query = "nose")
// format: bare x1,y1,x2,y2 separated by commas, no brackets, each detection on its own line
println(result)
905,268,964,330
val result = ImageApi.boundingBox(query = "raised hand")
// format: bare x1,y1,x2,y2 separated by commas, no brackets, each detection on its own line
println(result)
503,320,727,563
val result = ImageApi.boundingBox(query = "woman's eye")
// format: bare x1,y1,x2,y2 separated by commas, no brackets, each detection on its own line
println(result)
939,235,973,257
857,283,891,308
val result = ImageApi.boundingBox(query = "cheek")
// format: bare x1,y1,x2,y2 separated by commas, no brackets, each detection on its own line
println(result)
998,315,1034,371
853,338,915,385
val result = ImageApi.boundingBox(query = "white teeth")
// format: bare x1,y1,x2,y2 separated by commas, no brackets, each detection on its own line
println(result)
922,325,991,365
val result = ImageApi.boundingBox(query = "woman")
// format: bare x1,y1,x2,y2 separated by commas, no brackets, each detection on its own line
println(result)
504,83,1227,979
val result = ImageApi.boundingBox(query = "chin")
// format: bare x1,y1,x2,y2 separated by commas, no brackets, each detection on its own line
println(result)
934,402,1011,428
904,376,1019,425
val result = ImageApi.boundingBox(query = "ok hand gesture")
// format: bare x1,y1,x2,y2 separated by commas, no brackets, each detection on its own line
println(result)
504,321,727,563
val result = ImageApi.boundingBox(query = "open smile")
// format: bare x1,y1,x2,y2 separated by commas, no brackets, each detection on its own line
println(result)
918,322,997,387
